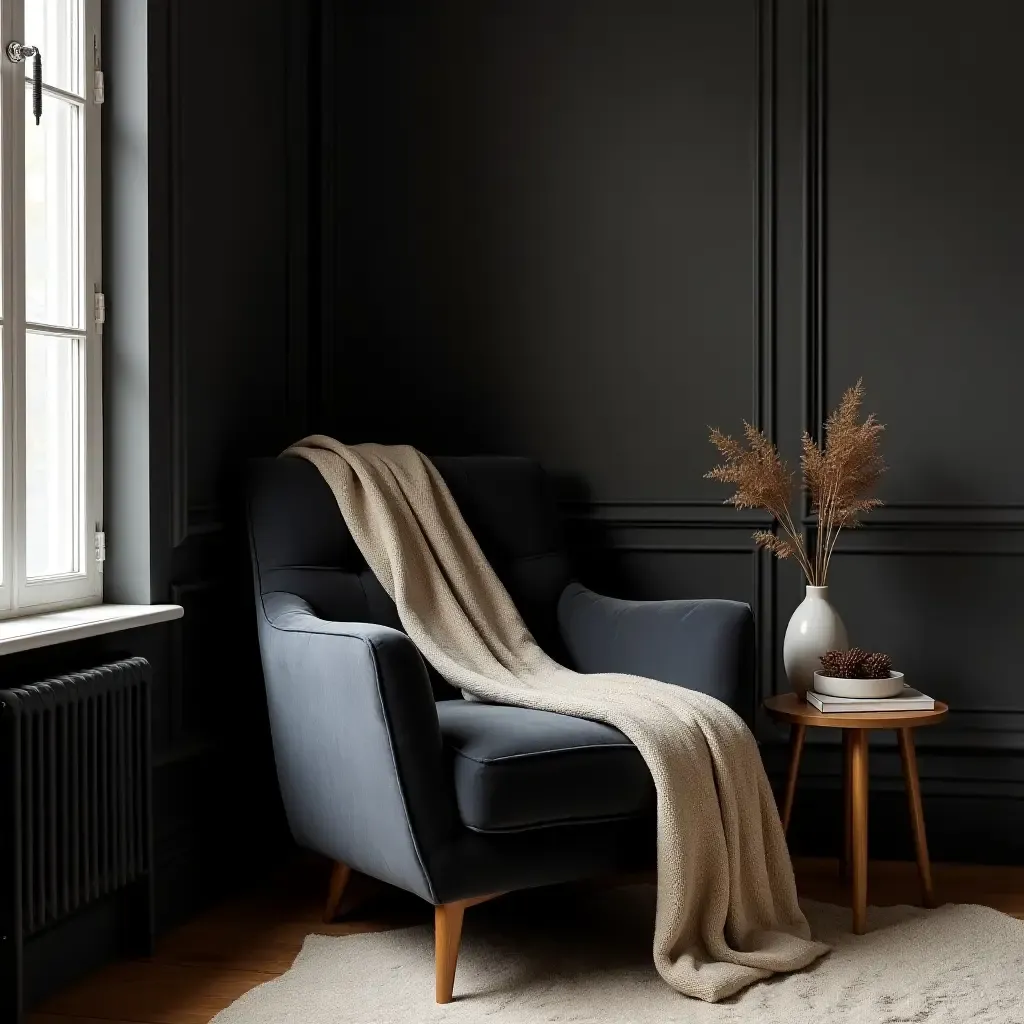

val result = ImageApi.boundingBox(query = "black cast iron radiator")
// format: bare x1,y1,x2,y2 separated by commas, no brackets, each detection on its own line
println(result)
0,657,154,1022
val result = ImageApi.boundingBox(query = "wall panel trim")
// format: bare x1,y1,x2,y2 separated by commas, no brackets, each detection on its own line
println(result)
570,0,779,710
803,0,827,449
562,502,769,529
754,0,778,710
754,0,776,437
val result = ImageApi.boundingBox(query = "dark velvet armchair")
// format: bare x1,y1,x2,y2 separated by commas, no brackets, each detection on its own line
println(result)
247,455,753,1003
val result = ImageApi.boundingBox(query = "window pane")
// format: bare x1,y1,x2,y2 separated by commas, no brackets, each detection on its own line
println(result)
25,89,82,328
25,0,82,96
26,332,82,579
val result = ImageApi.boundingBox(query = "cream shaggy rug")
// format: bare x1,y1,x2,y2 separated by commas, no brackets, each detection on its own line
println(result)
211,885,1024,1023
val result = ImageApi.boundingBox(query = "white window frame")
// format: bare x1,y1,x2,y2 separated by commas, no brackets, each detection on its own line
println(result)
0,0,102,617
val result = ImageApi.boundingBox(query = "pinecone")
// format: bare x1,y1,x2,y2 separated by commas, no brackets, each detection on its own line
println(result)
862,651,892,679
836,647,868,679
820,650,845,676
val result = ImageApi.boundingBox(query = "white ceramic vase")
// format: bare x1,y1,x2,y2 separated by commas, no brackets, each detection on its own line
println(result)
783,585,849,697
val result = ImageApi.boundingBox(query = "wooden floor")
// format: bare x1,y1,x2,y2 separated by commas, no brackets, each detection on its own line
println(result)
30,858,1024,1024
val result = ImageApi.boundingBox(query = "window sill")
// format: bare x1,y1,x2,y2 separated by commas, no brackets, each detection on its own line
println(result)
0,603,184,656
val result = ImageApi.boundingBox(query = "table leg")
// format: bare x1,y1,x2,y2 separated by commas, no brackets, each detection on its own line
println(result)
840,729,853,880
850,728,869,934
781,723,806,833
898,727,936,908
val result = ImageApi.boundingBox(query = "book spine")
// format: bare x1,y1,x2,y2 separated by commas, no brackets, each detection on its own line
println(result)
809,701,934,713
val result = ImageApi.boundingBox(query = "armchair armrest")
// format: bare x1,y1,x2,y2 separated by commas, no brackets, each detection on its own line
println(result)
256,591,456,902
556,583,754,714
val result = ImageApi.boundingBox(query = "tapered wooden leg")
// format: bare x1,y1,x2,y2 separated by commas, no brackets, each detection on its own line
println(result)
435,902,466,1004
323,861,352,923
841,729,853,880
434,894,502,1004
781,723,806,833
898,727,936,908
850,728,869,934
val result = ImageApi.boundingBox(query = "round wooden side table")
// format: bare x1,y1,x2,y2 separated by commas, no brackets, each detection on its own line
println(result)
763,692,948,934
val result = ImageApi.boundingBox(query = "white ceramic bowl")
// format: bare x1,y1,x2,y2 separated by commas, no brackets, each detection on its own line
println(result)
812,670,905,699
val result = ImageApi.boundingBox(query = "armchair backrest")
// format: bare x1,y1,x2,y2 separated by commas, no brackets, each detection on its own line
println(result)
247,454,573,696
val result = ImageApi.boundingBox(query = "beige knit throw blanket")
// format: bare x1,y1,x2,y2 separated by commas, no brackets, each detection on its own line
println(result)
284,436,829,1002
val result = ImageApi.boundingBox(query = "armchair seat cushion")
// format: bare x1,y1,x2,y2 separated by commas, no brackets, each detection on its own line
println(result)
436,701,655,833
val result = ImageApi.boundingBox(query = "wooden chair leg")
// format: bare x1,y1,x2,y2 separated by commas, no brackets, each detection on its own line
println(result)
323,861,352,923
780,723,806,833
898,727,936,908
435,902,466,1004
434,893,502,1004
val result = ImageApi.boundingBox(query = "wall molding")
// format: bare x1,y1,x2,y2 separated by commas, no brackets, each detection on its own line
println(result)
563,0,1024,737
754,0,777,710
168,1,310,549
806,513,1024,531
576,499,748,508
284,0,312,440
596,543,756,555
315,0,340,428
167,579,221,749
803,0,828,450
561,501,769,528
567,2,779,712
798,0,1023,522
179,504,223,540
831,545,1024,558
166,3,219,548
754,0,776,437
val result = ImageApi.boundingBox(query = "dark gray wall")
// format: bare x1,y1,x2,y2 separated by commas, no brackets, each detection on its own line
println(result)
319,0,1024,862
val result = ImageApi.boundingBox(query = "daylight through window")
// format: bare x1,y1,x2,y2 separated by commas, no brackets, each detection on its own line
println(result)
0,0,102,615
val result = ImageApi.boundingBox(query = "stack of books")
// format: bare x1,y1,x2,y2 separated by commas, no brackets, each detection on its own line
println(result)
806,687,935,713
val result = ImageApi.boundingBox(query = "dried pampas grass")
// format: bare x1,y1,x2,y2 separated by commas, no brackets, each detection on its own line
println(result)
706,379,885,586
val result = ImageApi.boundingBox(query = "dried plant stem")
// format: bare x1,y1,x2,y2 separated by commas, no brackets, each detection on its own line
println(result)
816,469,843,585
778,508,815,583
707,379,885,587
822,513,847,581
